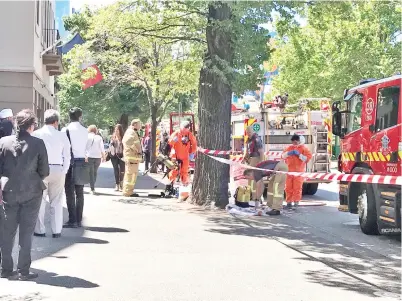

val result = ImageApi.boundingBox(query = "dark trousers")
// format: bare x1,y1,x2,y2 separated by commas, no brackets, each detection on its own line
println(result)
1,195,42,275
111,156,125,184
0,197,3,265
88,157,101,191
65,166,84,224
144,151,151,170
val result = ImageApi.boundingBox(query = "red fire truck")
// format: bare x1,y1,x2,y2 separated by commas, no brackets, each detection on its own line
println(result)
332,75,401,235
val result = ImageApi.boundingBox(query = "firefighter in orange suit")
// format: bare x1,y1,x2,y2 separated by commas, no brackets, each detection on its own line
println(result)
168,121,197,185
282,134,312,209
122,119,143,197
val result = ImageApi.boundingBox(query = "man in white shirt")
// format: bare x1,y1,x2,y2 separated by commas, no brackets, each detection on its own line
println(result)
32,110,71,238
62,107,89,228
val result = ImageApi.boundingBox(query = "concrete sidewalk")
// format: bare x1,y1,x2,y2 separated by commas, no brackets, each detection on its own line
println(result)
2,163,399,301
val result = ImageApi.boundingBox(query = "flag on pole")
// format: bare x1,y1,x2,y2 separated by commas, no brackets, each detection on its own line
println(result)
58,33,103,89
57,33,85,54
81,62,103,90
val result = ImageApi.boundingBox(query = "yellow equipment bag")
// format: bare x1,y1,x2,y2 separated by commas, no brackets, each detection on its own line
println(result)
234,185,251,208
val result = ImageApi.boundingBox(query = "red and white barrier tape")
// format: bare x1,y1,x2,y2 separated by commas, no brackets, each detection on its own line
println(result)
205,154,402,185
197,147,282,157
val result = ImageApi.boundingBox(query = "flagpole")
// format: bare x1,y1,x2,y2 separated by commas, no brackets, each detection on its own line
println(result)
40,39,64,58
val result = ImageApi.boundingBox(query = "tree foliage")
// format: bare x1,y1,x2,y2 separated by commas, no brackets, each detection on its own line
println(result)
270,0,401,103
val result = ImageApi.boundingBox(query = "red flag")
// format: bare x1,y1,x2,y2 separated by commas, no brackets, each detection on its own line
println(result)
82,64,103,90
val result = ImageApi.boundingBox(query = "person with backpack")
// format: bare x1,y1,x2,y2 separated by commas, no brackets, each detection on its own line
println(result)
168,121,197,185
109,124,125,191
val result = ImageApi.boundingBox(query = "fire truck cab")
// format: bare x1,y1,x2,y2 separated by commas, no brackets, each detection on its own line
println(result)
332,75,401,235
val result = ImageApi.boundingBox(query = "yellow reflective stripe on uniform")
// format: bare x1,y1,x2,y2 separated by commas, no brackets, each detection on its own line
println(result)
273,182,282,198
377,152,386,162
372,152,380,161
251,180,256,193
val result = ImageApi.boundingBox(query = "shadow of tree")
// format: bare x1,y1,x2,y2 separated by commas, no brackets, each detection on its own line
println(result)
0,293,44,301
183,206,401,298
113,197,181,212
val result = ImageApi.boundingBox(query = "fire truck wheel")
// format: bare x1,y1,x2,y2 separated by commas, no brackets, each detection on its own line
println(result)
357,183,379,235
307,183,318,195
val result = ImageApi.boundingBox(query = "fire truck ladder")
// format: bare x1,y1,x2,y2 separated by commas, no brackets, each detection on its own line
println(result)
312,127,330,173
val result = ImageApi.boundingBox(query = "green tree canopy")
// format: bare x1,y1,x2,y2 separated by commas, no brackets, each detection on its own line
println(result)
270,0,401,103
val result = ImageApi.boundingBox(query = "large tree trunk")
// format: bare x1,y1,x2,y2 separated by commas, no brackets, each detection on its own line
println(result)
150,105,159,173
192,3,233,209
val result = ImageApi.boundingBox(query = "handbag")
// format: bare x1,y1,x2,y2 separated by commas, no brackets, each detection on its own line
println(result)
105,150,111,162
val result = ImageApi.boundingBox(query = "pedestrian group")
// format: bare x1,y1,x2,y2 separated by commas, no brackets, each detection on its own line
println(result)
0,107,110,280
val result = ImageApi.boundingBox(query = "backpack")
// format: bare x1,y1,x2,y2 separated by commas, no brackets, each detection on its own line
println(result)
234,185,252,208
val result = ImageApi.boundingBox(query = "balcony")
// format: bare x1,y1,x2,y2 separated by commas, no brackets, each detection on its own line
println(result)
41,29,64,76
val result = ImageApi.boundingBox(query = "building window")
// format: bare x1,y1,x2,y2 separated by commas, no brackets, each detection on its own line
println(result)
36,0,40,25
375,86,400,132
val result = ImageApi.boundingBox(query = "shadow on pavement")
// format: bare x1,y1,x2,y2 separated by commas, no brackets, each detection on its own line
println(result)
186,208,401,299
114,197,180,212
30,268,99,289
95,166,165,191
30,207,109,264
84,226,129,233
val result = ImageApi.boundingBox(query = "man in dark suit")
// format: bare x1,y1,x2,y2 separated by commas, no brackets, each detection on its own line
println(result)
0,109,49,280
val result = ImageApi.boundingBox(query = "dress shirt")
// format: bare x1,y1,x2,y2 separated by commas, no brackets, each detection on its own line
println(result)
86,133,105,158
62,122,88,159
33,125,71,174
142,136,152,152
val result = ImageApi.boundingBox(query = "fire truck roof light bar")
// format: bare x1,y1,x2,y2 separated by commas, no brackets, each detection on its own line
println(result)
348,74,401,92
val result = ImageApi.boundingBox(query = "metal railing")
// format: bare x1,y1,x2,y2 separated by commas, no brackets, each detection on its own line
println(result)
43,28,61,55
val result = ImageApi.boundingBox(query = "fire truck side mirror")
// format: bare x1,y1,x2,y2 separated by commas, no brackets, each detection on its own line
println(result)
331,101,341,112
332,111,342,137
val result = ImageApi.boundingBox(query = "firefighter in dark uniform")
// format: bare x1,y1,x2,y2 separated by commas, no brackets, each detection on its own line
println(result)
0,109,49,280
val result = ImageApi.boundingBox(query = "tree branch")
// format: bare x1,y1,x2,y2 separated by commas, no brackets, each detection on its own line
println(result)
125,23,190,34
126,31,206,43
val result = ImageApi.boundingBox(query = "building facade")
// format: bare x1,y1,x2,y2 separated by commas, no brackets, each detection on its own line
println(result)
0,0,63,124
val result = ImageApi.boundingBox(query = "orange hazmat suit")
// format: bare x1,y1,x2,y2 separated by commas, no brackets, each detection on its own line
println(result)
282,144,312,203
168,128,197,185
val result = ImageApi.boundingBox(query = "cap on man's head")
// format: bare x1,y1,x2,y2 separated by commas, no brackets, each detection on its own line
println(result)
180,121,191,129
291,134,300,141
0,109,13,119
131,119,141,126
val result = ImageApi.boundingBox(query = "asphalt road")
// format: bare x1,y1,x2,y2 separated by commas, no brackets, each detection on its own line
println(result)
1,162,400,301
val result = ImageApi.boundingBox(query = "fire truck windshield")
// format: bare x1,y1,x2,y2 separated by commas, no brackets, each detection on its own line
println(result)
344,93,363,133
